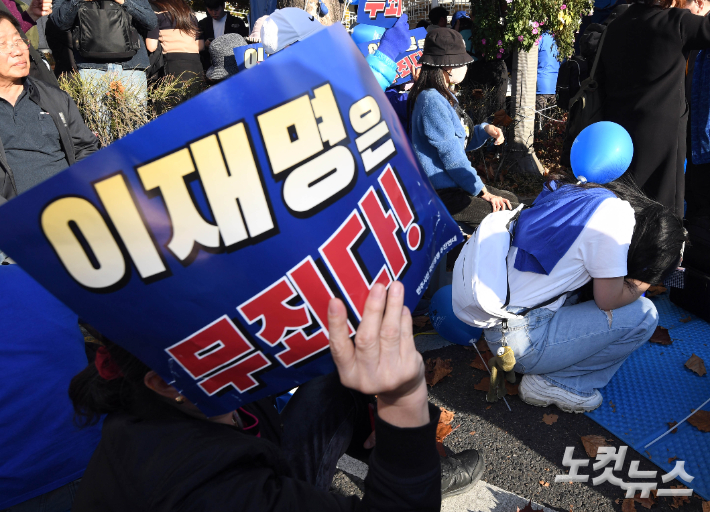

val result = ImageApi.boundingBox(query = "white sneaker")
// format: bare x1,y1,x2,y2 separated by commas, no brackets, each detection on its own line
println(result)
518,374,602,413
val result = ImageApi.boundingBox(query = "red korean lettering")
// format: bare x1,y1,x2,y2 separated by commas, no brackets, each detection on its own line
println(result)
409,50,423,69
396,57,411,79
378,165,422,251
384,0,402,17
363,1,386,18
288,255,354,336
320,211,392,320
166,315,256,379
238,275,331,367
198,351,271,395
359,187,408,279
275,330,330,367
238,278,311,346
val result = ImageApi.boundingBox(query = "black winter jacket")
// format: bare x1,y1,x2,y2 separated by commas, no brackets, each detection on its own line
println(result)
0,77,99,204
72,395,442,512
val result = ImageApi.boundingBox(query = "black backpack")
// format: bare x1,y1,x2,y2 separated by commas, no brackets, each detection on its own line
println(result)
72,0,141,61
555,4,629,111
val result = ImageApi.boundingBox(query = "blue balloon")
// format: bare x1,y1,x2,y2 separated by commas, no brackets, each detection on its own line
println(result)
429,285,482,346
570,121,634,184
351,24,385,45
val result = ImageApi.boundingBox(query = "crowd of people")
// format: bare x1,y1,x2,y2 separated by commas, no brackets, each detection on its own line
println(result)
0,0,701,510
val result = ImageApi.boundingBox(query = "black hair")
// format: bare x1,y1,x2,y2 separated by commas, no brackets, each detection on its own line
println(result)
547,172,687,285
69,331,151,427
407,64,456,133
416,19,431,29
203,0,226,10
429,6,449,24
0,11,23,35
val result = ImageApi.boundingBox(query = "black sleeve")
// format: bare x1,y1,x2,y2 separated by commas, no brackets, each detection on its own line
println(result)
679,8,710,50
65,93,99,160
178,404,441,512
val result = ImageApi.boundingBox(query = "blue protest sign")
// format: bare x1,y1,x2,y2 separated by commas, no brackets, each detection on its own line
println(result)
356,0,403,28
0,25,461,417
357,27,426,86
234,43,267,71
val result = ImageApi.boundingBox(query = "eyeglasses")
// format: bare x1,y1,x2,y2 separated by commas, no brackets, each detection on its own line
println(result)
0,38,29,55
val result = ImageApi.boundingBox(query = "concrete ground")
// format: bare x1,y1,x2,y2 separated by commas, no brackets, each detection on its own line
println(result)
329,333,707,512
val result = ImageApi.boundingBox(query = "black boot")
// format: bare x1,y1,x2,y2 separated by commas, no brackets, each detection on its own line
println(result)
440,448,485,499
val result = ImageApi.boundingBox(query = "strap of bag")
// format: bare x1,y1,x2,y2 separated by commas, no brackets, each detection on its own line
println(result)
502,204,567,321
589,21,611,81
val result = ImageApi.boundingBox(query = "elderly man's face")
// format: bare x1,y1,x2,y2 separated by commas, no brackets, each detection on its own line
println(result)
0,19,29,81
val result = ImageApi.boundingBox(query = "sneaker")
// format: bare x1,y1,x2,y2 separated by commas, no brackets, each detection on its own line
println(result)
518,374,602,413
441,448,485,499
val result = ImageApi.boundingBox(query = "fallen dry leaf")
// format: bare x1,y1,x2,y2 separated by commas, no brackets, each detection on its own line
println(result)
622,499,637,512
680,315,693,323
516,501,536,512
425,357,453,386
685,354,707,376
486,405,492,410
649,326,672,345
669,486,690,509
702,501,710,512
506,380,519,395
439,408,455,425
542,414,559,425
688,409,710,432
580,435,608,458
633,492,655,509
491,109,513,127
645,285,667,298
668,456,678,463
539,480,550,487
436,422,453,443
469,353,492,371
668,421,679,434
469,431,476,435
476,338,490,353
435,441,447,457
474,376,490,391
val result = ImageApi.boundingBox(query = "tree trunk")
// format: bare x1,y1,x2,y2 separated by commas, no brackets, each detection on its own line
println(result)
509,45,544,175
279,0,346,27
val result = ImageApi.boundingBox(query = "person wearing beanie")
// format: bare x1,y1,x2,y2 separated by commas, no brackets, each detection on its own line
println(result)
260,7,324,55
205,33,247,82
408,27,518,231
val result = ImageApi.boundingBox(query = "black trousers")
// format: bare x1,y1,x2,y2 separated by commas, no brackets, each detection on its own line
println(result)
275,372,373,491
437,186,520,231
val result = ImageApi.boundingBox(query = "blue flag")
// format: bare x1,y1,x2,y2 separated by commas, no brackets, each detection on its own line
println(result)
0,25,461,416
357,27,426,86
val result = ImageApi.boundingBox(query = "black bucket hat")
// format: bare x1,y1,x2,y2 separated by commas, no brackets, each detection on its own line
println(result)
419,27,474,68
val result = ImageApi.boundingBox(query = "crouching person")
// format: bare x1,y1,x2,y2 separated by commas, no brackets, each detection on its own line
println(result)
454,176,685,413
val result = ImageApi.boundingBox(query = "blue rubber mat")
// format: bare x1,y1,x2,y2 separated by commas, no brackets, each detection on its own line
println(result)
586,294,710,499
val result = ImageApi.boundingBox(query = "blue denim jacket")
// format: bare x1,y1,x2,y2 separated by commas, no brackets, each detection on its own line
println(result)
411,88,489,196
49,0,157,71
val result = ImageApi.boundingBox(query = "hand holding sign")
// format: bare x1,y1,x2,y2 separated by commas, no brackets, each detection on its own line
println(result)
328,281,429,428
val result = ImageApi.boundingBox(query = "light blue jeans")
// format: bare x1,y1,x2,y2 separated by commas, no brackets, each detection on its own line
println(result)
483,296,659,397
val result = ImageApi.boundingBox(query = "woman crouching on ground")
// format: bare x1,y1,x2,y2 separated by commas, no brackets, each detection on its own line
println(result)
474,175,685,413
